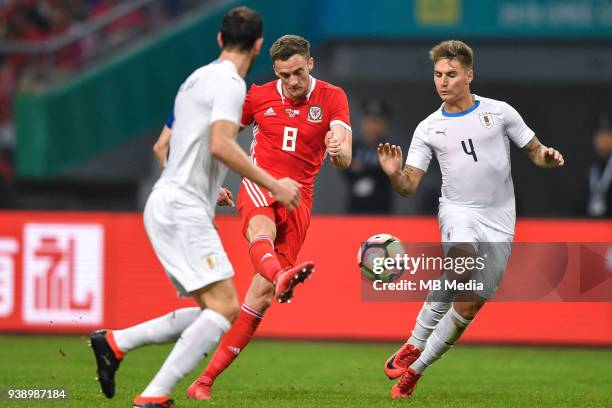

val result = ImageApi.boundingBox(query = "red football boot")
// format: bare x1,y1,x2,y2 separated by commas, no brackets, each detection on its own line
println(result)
132,395,174,408
384,343,421,379
186,375,213,400
275,261,314,303
390,368,422,399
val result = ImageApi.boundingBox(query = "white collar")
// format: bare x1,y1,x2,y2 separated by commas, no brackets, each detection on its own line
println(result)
213,59,238,73
276,75,317,104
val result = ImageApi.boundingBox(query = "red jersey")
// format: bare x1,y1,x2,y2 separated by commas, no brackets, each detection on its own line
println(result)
241,77,351,194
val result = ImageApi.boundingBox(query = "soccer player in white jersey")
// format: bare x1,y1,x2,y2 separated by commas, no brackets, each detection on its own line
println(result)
88,8,302,408
377,40,564,399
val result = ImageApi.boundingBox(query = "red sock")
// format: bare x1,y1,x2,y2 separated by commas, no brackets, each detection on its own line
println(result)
249,236,283,282
106,330,125,360
201,304,263,382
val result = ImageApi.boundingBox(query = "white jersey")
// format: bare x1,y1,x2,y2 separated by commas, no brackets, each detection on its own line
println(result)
154,59,246,217
406,95,534,235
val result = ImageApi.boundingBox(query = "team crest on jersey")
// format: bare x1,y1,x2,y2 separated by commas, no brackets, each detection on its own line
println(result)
308,105,323,122
479,112,494,129
286,108,300,118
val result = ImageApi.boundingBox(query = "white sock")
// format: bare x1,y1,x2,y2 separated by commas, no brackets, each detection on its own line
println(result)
141,309,231,397
410,306,472,374
113,307,201,353
407,301,451,351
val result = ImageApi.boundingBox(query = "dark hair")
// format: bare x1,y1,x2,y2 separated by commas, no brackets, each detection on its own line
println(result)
269,34,310,62
596,113,611,131
220,6,263,52
429,40,473,68
362,99,391,118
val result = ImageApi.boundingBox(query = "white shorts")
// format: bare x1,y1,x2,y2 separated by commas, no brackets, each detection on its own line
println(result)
143,187,234,297
438,203,513,299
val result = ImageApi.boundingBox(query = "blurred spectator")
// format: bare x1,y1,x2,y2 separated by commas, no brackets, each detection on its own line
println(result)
0,60,16,147
3,3,47,71
4,0,50,35
343,99,393,214
162,0,181,18
48,2,83,70
586,117,612,217
90,0,146,47
0,0,197,164
0,147,14,207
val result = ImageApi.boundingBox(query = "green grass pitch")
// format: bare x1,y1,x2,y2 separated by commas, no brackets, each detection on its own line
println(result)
0,335,610,407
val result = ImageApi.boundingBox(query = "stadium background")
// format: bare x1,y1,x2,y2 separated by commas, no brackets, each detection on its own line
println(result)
0,0,611,406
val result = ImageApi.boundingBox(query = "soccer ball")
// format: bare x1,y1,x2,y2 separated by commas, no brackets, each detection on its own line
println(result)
358,233,406,283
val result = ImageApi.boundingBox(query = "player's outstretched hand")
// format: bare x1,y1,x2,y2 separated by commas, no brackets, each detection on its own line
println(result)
541,146,565,168
273,178,302,211
377,143,404,176
325,131,341,156
216,187,235,207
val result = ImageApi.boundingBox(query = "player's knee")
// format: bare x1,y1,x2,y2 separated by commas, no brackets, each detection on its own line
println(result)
247,214,277,242
454,301,484,320
197,284,241,323
225,299,240,323
210,298,240,323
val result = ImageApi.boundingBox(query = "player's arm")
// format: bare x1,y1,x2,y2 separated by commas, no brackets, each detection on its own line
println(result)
216,187,235,207
238,85,255,135
522,136,564,168
326,88,352,169
153,125,172,170
210,120,301,210
325,124,352,169
377,143,425,197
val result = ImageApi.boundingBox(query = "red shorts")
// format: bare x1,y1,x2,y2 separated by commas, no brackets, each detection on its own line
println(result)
237,178,312,267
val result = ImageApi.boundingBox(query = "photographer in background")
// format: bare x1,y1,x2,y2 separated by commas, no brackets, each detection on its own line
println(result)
344,99,393,213
586,116,612,217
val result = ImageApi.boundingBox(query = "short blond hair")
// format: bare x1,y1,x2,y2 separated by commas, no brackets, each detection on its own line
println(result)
429,40,473,68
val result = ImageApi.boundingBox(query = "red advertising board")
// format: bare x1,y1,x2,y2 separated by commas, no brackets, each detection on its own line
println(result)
0,211,610,345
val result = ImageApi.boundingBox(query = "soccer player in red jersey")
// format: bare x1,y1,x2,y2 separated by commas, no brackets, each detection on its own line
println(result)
185,34,352,400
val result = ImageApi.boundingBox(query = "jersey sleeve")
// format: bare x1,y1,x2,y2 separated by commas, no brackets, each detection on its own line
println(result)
209,74,246,127
328,88,351,132
165,110,175,128
502,102,535,148
240,85,255,128
405,122,432,172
